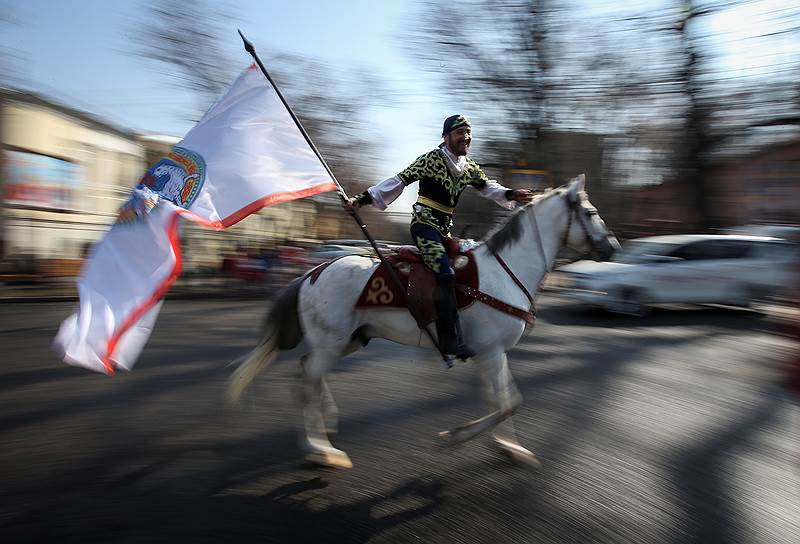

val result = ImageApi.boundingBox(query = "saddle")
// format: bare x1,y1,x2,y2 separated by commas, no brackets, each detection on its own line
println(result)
359,241,478,326
309,239,478,327
308,239,535,327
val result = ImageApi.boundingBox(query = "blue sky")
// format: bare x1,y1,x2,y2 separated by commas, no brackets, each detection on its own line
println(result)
2,0,797,193
0,0,444,182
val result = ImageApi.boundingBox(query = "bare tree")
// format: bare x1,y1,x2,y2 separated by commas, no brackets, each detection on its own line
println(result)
134,0,237,118
405,0,559,163
132,0,391,240
267,54,386,194
133,1,385,185
406,0,800,231
644,0,800,228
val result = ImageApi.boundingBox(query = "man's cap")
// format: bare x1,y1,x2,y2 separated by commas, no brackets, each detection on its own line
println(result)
442,114,471,137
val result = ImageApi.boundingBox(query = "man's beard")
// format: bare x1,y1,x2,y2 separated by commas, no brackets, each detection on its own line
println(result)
449,139,469,156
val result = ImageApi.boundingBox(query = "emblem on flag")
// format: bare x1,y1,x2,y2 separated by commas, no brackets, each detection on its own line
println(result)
116,147,206,224
55,62,336,374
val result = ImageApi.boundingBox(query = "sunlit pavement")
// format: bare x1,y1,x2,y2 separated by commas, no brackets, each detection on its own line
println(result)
0,295,797,543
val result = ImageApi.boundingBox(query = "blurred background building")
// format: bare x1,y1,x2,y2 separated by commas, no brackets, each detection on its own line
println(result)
0,89,144,276
0,0,798,287
0,89,356,281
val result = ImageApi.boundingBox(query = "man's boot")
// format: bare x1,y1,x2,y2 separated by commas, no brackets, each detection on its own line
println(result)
434,282,474,361
453,313,475,361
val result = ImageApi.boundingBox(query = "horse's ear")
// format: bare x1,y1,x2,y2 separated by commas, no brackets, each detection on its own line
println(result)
571,174,586,192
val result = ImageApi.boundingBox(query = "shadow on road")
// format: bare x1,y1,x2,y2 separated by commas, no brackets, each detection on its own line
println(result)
542,301,775,331
1,299,796,543
667,390,790,544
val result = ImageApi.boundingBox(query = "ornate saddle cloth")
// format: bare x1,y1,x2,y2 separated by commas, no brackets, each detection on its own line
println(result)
349,242,478,326
308,241,534,326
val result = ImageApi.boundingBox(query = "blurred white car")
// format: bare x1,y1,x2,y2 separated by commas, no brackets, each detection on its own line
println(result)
557,234,798,315
723,224,800,243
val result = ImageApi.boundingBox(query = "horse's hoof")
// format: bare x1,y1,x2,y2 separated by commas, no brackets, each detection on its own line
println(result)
305,449,353,469
435,430,454,448
494,437,541,467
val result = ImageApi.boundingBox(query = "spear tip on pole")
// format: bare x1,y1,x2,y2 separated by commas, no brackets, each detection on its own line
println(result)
238,29,255,56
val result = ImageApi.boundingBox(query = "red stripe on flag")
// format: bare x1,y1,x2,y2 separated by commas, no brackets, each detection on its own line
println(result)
100,180,337,372
185,181,338,229
101,209,184,374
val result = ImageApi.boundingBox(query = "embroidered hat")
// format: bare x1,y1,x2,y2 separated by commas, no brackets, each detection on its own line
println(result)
442,114,471,137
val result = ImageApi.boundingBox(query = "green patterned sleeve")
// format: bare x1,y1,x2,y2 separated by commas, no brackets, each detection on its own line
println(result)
397,152,431,185
468,161,490,190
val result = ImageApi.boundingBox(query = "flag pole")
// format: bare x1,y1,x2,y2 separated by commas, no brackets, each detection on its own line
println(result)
238,31,450,363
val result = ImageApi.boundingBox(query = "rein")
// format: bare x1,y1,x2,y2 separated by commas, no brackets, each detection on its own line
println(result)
455,247,537,325
457,197,564,327
463,190,601,325
492,251,533,304
487,192,575,312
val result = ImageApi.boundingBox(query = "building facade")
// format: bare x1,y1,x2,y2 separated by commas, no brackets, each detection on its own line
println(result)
1,90,146,265
709,140,800,227
0,90,345,278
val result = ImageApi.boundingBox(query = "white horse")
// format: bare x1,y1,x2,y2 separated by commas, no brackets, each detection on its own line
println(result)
228,175,617,468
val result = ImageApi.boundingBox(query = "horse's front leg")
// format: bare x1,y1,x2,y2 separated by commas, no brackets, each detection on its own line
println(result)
300,351,352,469
437,351,521,445
479,351,518,442
478,351,540,466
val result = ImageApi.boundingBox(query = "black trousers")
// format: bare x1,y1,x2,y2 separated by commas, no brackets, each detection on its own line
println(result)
410,223,461,354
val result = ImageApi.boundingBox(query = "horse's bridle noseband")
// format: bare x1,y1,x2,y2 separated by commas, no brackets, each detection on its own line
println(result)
563,190,608,258
534,190,606,272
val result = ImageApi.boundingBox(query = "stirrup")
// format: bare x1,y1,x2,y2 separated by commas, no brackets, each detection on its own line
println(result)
455,344,475,361
441,344,474,367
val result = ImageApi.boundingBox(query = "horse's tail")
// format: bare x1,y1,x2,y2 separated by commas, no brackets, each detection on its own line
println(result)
226,275,306,405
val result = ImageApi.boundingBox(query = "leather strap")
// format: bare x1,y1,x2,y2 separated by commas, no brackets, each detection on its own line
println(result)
455,284,535,325
492,251,534,303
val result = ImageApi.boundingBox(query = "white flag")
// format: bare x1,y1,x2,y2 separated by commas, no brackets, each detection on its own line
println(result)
54,65,336,374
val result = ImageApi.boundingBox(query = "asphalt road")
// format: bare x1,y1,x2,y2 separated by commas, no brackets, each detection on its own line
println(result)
0,295,797,543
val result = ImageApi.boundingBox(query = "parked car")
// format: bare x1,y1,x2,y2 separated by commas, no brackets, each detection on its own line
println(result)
556,234,798,315
722,224,800,243
306,244,374,267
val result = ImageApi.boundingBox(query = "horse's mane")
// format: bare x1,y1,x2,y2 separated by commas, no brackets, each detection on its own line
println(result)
482,189,564,253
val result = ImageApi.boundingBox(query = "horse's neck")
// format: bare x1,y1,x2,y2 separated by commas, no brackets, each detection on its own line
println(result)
480,195,568,293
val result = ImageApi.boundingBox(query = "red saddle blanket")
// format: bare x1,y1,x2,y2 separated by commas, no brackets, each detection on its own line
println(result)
308,244,535,327
351,246,479,326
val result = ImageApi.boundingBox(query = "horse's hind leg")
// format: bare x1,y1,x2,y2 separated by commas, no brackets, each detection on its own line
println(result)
300,350,352,469
320,377,339,434
300,330,365,437
297,355,338,434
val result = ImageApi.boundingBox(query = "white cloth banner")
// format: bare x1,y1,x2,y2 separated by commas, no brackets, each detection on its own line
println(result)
54,65,336,374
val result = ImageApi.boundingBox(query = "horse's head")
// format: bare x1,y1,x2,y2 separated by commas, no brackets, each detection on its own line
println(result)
562,175,619,260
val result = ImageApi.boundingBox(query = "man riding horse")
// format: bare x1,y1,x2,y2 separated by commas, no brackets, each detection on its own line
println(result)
345,115,533,362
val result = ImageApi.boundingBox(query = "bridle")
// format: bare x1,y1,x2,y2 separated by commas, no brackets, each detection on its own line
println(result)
528,189,606,272
482,190,610,324
564,189,615,262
